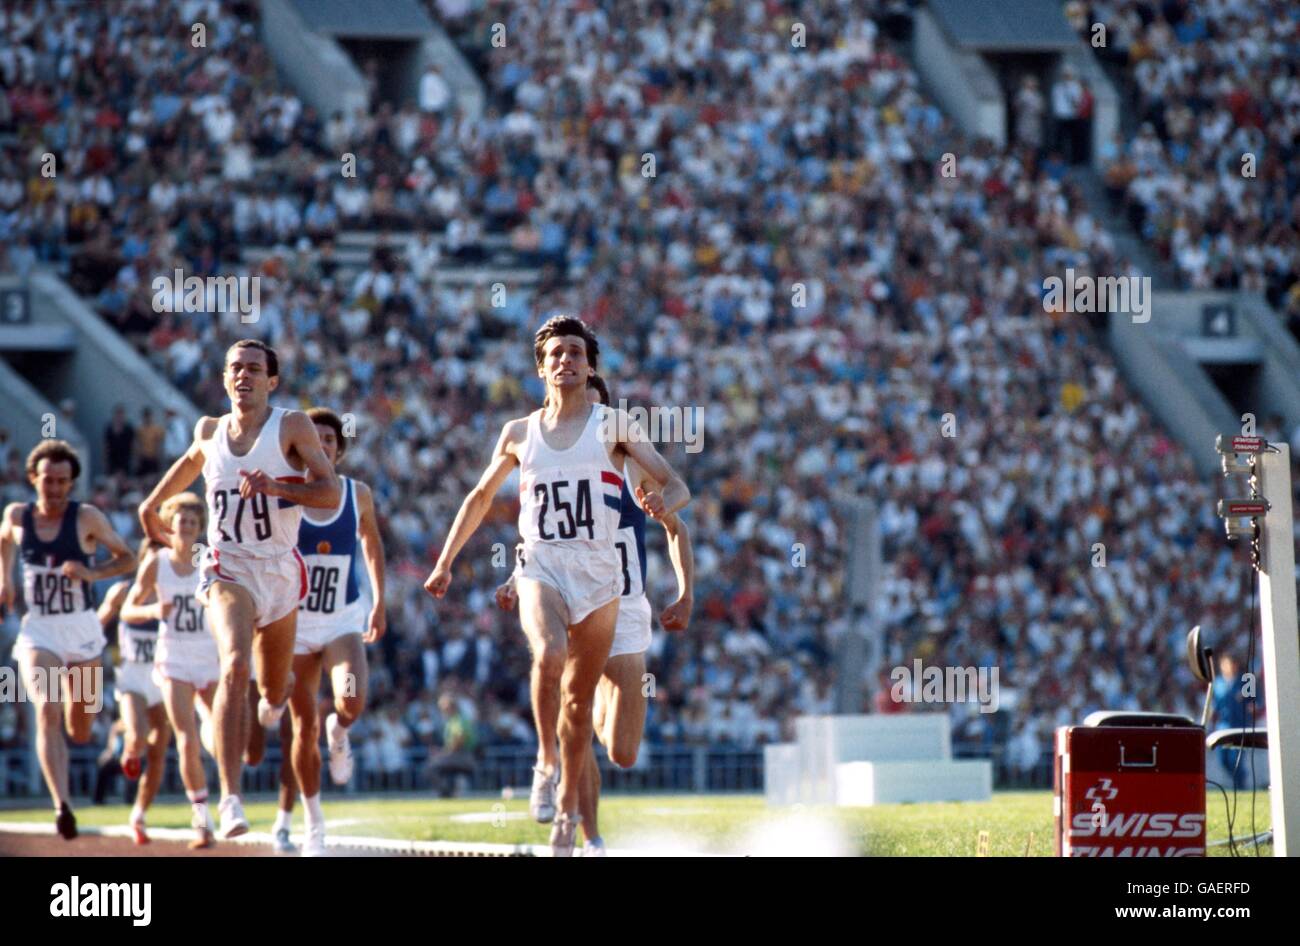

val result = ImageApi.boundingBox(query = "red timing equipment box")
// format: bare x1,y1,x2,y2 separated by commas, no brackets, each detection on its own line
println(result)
1054,713,1206,857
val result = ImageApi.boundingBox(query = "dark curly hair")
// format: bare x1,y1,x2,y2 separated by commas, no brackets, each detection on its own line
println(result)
533,315,600,371
26,439,82,481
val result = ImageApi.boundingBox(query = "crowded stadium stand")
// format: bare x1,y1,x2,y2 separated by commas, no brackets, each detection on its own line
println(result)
0,0,1296,805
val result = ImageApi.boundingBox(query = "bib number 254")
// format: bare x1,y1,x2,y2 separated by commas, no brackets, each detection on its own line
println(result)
534,479,595,540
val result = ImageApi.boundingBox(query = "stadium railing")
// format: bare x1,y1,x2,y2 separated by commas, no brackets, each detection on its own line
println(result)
0,743,1051,801
0,744,771,800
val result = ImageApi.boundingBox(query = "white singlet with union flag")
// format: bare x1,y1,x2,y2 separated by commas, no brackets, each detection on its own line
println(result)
517,403,624,552
200,407,303,559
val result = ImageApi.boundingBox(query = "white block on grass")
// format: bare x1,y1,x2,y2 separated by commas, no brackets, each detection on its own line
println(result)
833,760,993,806
792,714,954,804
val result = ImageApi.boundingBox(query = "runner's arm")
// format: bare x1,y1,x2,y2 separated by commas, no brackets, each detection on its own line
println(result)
355,480,387,642
426,421,522,597
139,420,208,544
75,504,136,582
0,504,18,612
249,410,339,510
626,462,694,629
657,508,693,602
97,580,131,629
614,411,689,519
119,552,164,624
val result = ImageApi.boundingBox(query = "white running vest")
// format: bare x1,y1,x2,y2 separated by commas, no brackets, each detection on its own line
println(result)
516,404,624,552
200,407,303,559
118,619,158,666
156,551,207,642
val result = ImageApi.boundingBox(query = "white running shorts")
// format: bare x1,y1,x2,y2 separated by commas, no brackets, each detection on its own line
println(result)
116,661,163,707
515,542,621,626
609,594,652,658
197,547,307,628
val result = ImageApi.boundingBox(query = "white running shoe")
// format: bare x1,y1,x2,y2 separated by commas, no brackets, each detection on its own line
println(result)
583,837,606,857
302,823,326,857
273,827,296,854
326,713,353,785
550,812,580,858
529,765,557,824
257,695,288,728
217,795,249,839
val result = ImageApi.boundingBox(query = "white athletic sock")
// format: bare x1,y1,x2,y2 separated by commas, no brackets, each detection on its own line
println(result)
273,809,293,834
303,793,325,829
130,802,145,825
188,789,208,824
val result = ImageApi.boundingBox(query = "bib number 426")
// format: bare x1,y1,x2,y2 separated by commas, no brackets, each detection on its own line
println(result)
32,573,77,615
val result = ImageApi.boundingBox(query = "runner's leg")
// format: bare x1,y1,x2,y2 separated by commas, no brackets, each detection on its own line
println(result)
19,647,70,808
120,691,148,763
254,608,297,710
598,653,648,769
323,632,367,726
244,680,265,765
556,597,618,817
63,657,102,745
289,652,325,799
162,679,205,795
205,581,257,797
139,703,171,811
515,578,568,775
277,711,298,816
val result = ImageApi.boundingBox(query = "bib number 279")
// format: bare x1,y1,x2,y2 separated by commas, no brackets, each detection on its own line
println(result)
212,489,271,544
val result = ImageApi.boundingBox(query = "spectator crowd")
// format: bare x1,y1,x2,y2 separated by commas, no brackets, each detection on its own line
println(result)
1,0,1297,787
1070,0,1300,333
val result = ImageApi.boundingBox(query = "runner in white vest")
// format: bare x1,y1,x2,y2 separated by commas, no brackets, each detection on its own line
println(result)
0,439,136,842
99,538,172,846
495,375,695,856
122,494,219,848
138,339,339,839
424,316,690,856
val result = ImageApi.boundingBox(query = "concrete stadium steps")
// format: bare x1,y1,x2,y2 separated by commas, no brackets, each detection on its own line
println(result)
239,229,541,287
1067,168,1178,290
260,0,484,123
0,273,200,480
